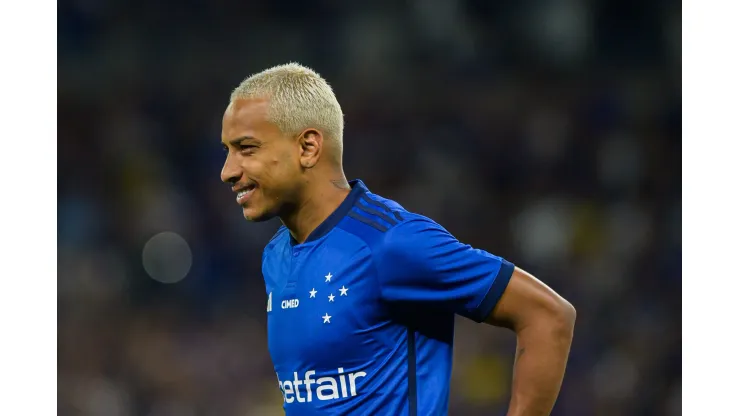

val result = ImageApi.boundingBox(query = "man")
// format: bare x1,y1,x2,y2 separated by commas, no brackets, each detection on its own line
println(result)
220,63,576,416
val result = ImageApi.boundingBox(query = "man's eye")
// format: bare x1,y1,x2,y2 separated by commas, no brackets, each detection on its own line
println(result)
240,145,257,152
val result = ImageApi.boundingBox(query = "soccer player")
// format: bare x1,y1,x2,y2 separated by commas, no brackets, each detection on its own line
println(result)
220,63,576,416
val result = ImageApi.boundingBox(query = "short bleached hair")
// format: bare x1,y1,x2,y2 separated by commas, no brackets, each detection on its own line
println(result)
230,63,344,158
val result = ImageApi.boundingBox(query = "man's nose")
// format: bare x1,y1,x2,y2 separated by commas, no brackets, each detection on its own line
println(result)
221,154,242,184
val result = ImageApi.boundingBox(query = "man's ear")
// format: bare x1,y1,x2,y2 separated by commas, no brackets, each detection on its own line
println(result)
298,129,322,169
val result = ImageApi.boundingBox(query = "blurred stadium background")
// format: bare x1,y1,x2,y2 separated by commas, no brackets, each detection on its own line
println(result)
58,1,681,415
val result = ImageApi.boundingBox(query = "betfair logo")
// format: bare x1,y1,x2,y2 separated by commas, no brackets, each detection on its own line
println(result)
277,367,367,403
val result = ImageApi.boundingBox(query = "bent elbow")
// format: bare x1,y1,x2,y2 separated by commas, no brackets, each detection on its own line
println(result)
553,299,576,335
561,299,577,323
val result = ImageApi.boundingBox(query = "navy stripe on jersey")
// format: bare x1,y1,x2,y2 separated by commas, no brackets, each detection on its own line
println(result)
471,259,516,322
350,194,401,231
407,329,418,416
354,201,399,228
359,193,404,222
348,211,389,232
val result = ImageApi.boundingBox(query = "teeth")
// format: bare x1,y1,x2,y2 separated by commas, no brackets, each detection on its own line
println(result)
237,187,254,201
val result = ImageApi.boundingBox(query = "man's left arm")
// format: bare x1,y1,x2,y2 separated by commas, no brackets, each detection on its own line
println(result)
376,216,575,415
484,267,576,416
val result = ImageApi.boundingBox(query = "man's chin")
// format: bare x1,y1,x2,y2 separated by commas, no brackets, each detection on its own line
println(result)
242,206,273,222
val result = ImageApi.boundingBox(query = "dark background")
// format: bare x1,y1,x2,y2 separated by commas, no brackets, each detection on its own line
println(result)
58,1,681,415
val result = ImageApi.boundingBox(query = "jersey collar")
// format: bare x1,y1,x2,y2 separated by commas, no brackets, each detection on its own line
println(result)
290,179,368,246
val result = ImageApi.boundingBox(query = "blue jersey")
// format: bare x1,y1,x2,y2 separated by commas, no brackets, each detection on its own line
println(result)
262,180,515,415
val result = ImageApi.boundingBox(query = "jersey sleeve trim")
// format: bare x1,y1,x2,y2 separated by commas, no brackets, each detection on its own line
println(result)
470,259,515,323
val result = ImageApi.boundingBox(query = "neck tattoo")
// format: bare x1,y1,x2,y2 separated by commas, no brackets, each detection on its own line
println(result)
330,179,350,190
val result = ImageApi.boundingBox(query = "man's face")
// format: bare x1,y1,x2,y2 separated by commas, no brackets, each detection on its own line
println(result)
221,97,302,221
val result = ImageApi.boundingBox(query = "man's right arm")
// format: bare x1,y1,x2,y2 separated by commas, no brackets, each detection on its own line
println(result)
484,267,576,416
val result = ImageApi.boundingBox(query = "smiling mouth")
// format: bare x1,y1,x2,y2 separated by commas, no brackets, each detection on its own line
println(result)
236,183,257,204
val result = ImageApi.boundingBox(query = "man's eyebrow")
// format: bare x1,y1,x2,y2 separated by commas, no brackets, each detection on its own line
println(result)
229,136,261,146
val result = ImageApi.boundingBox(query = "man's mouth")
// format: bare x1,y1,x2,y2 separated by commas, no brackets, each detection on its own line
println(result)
236,183,257,205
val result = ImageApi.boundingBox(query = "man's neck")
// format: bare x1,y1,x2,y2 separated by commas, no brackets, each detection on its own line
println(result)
282,176,351,244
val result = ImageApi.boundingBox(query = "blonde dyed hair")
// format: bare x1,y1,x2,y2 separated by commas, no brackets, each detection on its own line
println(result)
230,63,344,160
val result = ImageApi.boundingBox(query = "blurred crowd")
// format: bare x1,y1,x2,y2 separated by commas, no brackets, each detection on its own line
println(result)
58,0,681,415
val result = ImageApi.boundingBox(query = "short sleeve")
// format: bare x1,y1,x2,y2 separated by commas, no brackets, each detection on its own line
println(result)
375,217,515,323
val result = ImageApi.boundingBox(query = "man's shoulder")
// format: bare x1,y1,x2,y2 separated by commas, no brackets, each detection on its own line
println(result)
338,191,444,254
263,225,289,256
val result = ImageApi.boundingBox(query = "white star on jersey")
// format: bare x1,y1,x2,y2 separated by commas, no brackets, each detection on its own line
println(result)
325,273,333,282
328,293,335,302
339,286,349,296
309,288,317,298
322,313,331,323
